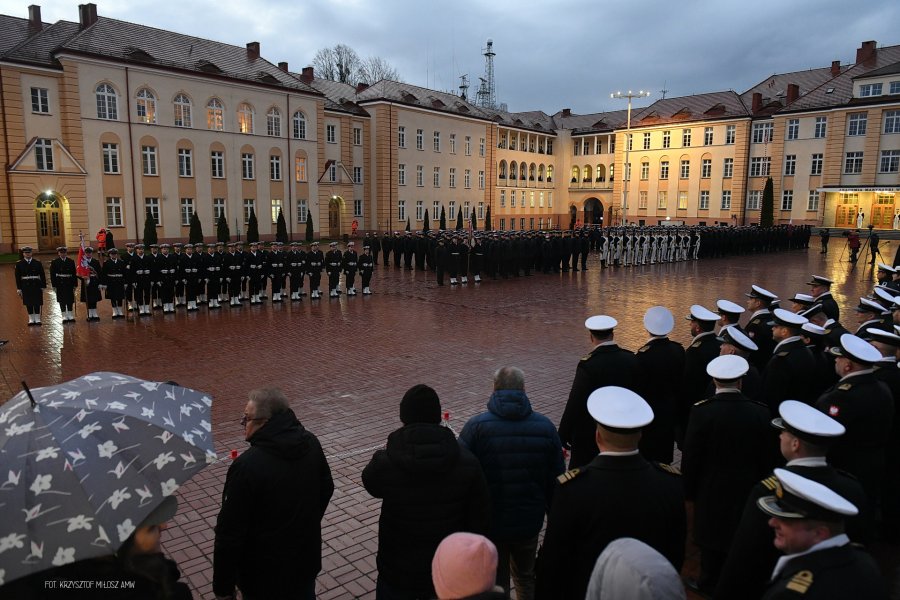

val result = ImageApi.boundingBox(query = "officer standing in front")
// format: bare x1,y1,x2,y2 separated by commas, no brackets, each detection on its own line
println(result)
343,241,359,295
359,245,375,295
325,241,343,297
15,246,46,326
50,246,77,323
676,305,722,445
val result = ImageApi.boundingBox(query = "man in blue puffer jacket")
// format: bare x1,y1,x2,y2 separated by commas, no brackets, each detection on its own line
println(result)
459,367,565,600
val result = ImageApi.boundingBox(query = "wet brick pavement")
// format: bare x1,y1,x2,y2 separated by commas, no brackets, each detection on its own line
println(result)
1,242,898,599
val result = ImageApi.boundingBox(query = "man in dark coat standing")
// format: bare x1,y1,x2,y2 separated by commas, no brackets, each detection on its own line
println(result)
14,245,46,325
761,308,817,412
744,284,778,370
459,367,564,599
558,315,638,468
806,275,839,322
79,246,103,322
101,247,127,319
536,386,686,600
362,384,489,600
676,305,722,445
50,246,77,323
214,388,333,600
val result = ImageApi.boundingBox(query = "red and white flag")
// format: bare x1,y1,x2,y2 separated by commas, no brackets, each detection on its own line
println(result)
76,231,91,278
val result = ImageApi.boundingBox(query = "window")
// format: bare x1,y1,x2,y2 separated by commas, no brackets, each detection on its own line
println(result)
643,132,651,150
640,162,650,180
699,190,709,210
509,218,514,231
499,218,506,231
657,191,667,209
464,202,471,220
31,87,49,113
701,159,712,178
145,197,160,224
238,103,254,133
326,124,336,143
141,145,157,175
353,166,363,184
267,108,281,137
449,201,456,220
465,169,472,189
624,163,631,181
682,129,691,147
211,151,224,178
354,199,363,217
271,199,282,224
784,154,796,176
752,122,773,143
595,138,602,154
786,119,799,140
416,129,424,150
328,163,336,182
478,202,484,220
811,153,823,175
747,190,762,210
180,198,194,226
807,191,820,212
627,134,633,151
102,143,119,174
881,150,900,173
207,98,224,130
353,127,362,146
704,127,713,145
398,200,406,221
136,89,156,124
530,191,535,208
96,83,118,120
723,158,734,178
678,192,688,210
750,157,771,177
478,170,485,190
174,94,192,127
510,192,516,208
725,125,735,145
416,200,424,221
638,191,648,209
465,136,472,155
781,190,793,211
480,138,485,157
270,155,281,181
433,167,440,187
449,168,456,188
548,191,553,207
293,111,307,139
449,134,456,154
106,197,122,227
242,153,255,180
814,117,827,139
891,82,900,95
298,199,307,223
433,201,440,219
859,83,882,97
243,199,255,224
433,131,441,152
847,113,868,136
500,190,506,208
662,130,671,149
178,148,193,177
398,126,406,147
844,151,863,174
398,163,406,185
680,159,690,179
416,165,424,187
721,190,732,210
884,111,900,134
213,198,226,221
295,157,307,182
660,161,669,180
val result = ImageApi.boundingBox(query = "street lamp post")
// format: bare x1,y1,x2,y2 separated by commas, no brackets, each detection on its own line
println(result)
611,90,650,226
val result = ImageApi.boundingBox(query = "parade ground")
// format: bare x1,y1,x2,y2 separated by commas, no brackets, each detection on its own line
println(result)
0,241,896,599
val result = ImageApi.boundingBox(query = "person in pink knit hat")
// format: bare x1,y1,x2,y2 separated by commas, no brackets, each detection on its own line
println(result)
432,533,505,600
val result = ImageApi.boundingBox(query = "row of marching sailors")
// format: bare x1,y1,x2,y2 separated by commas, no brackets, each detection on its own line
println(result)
29,240,376,324
595,228,700,267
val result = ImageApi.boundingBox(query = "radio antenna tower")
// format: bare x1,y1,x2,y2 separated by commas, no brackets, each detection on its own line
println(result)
477,39,496,109
459,74,469,101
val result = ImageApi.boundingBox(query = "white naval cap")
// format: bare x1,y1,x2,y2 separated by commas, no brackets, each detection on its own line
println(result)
789,293,816,306
686,304,720,323
771,308,809,328
716,299,745,316
587,386,654,431
757,469,858,521
718,325,758,352
745,284,778,302
800,322,827,338
828,333,882,364
877,263,896,273
873,287,898,307
856,297,889,315
772,400,845,442
806,275,835,286
706,354,749,381
867,328,900,348
585,315,618,333
643,306,674,336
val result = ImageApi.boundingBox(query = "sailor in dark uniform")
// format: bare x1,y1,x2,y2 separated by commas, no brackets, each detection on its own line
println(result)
359,245,375,295
268,243,286,302
325,241,343,297
129,244,152,315
867,328,900,540
710,325,763,403
287,242,306,301
307,241,325,299
50,246,77,323
852,297,890,337
799,321,837,398
558,315,638,469
181,244,202,311
172,243,185,306
203,243,222,309
757,470,887,600
14,246,46,326
342,241,359,295
121,242,137,311
79,246,103,321
676,304,722,445
806,275,839,322
744,284,778,370
716,298,745,333
246,242,266,304
101,248,127,318
536,386,685,600
157,244,178,313
762,308,817,412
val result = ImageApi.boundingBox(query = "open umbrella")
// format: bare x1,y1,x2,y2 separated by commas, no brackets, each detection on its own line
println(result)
0,372,216,586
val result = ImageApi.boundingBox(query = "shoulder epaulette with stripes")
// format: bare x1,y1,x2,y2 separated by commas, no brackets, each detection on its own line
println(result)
557,468,582,484
761,475,778,491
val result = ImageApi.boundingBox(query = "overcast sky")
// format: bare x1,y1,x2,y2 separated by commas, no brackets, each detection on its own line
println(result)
4,0,898,115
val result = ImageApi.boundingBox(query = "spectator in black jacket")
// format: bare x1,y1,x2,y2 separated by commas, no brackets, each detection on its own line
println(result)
213,388,334,600
363,384,490,600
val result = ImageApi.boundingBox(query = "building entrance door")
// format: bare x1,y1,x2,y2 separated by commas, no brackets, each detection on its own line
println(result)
328,197,342,238
35,193,65,250
834,205,856,228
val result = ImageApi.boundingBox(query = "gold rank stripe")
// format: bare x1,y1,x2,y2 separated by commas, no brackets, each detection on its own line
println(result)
838,383,853,391
761,476,778,491
557,468,581,484
786,570,813,594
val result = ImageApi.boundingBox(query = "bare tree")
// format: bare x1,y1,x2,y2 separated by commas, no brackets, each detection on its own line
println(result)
358,55,400,84
312,44,401,86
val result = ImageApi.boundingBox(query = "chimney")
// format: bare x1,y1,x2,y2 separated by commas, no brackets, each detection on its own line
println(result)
278,61,289,72
752,92,762,113
28,5,42,31
300,66,314,84
786,83,799,105
356,82,369,93
78,3,97,29
831,60,841,77
856,40,877,65
561,108,571,118
246,42,260,61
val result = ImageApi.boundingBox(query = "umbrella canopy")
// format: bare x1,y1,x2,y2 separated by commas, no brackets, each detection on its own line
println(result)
0,372,215,586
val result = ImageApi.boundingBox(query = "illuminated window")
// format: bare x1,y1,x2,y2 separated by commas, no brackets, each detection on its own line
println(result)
237,103,254,133
136,89,156,124
207,98,224,130
174,94,192,127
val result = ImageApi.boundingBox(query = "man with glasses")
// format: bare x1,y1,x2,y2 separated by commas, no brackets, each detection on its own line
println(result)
214,388,333,600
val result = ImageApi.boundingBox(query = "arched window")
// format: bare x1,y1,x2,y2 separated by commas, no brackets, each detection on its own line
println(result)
173,94,192,128
510,162,518,180
538,164,545,182
96,83,118,120
267,107,281,137
292,111,307,139
583,165,593,182
519,162,527,180
498,160,507,178
207,98,224,131
571,166,580,182
547,165,554,182
529,163,536,180
597,164,606,182
136,89,156,124
237,102,254,134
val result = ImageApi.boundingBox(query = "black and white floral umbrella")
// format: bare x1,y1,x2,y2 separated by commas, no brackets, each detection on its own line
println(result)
0,372,216,586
